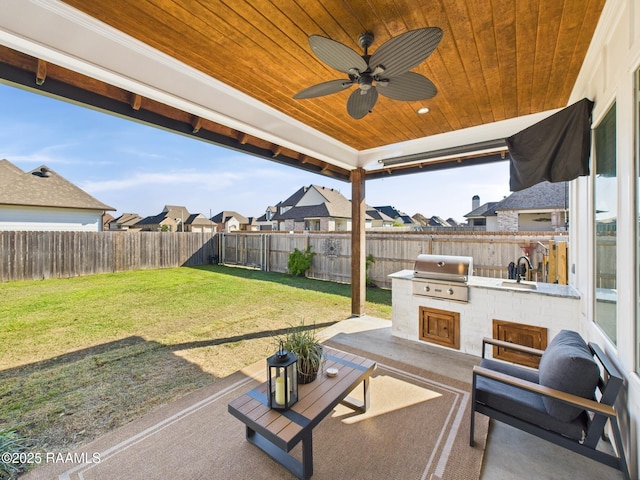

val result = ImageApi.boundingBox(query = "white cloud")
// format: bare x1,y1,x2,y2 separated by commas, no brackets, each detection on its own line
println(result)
80,169,242,193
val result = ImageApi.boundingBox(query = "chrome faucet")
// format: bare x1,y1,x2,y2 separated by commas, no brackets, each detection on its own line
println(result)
516,256,533,283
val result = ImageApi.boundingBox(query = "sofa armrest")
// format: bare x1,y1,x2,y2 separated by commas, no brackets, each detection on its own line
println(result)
481,337,545,359
472,365,615,418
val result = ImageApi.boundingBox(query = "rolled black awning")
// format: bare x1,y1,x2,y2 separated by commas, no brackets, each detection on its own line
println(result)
507,98,594,191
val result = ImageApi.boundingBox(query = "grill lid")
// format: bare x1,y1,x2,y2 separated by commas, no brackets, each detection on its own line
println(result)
413,254,473,282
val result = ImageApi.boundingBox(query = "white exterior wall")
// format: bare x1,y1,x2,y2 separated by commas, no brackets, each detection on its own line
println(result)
569,0,639,475
296,188,329,206
225,218,240,231
485,216,498,231
0,205,103,231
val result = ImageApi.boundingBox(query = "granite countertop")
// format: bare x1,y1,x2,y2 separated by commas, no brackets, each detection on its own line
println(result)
389,270,580,299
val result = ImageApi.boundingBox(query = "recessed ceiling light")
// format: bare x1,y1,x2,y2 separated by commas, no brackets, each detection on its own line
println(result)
417,107,430,114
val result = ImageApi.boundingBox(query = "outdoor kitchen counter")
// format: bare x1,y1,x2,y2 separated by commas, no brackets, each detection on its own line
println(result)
389,270,581,357
388,270,580,299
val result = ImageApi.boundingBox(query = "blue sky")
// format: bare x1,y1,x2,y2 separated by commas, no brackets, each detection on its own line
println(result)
0,83,511,222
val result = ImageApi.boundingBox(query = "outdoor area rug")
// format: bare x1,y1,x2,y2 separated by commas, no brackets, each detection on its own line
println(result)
24,346,488,480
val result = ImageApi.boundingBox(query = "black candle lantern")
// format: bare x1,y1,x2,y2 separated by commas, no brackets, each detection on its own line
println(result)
267,342,298,410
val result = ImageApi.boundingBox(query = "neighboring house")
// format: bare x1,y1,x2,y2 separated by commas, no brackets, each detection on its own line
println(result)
464,196,500,230
464,182,569,232
244,217,260,232
184,213,216,233
494,181,569,232
102,213,115,231
272,185,372,231
109,213,143,231
136,205,215,233
210,211,249,232
366,207,394,228
412,213,453,228
136,211,178,232
255,206,278,230
0,159,115,231
373,206,416,226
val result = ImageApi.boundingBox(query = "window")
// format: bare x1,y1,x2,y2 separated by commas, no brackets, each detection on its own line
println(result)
594,103,617,344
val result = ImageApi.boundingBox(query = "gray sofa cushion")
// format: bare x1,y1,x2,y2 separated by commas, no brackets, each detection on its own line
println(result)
538,330,600,422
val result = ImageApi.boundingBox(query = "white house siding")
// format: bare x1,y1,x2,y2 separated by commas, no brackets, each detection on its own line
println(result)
569,0,639,475
297,188,329,206
225,218,240,231
0,205,103,231
485,216,498,231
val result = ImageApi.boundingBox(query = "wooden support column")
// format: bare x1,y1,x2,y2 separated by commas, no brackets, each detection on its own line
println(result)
351,167,366,316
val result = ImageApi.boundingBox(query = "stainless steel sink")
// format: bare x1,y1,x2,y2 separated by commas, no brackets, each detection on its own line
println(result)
500,280,537,290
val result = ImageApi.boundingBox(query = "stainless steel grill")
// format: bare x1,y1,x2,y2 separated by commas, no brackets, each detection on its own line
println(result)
412,254,473,302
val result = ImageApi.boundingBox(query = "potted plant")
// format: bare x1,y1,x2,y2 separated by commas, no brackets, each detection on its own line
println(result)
280,322,323,384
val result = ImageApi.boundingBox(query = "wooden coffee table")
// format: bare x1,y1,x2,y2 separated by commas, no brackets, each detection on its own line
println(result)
228,347,376,479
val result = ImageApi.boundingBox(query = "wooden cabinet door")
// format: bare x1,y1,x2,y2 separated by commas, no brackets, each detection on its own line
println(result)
492,320,547,367
419,306,460,350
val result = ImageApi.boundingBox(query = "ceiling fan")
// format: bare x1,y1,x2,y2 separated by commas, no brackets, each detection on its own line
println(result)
293,28,443,120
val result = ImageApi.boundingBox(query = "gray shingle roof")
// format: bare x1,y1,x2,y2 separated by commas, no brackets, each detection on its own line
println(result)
0,159,114,211
276,186,308,208
114,213,143,226
274,204,330,221
495,181,568,210
464,181,569,218
464,201,499,218
272,185,373,221
210,210,249,223
185,213,212,225
136,212,171,225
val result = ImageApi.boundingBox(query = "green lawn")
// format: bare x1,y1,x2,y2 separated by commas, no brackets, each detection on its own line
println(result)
0,265,391,474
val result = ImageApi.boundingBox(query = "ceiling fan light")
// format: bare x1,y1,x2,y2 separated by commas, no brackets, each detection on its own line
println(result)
417,107,430,114
358,75,373,91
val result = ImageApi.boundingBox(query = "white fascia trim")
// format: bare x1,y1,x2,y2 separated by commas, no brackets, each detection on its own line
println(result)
358,109,561,169
0,0,359,170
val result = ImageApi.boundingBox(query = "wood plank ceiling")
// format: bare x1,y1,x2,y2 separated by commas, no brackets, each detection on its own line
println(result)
58,0,603,152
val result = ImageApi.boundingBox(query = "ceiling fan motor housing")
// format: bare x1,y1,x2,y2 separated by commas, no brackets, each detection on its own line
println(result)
358,75,373,91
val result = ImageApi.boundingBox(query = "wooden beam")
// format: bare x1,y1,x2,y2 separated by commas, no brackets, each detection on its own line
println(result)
130,93,142,110
238,132,249,144
272,145,283,157
191,116,202,133
36,59,46,85
350,167,366,316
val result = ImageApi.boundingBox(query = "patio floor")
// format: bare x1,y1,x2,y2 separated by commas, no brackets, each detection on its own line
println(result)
22,316,625,480
320,316,625,480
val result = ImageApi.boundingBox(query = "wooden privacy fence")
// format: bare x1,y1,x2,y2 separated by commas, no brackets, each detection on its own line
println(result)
219,231,570,288
0,230,571,285
0,231,217,282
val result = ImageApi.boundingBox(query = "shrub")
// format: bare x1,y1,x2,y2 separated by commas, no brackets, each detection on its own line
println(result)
287,246,316,277
366,254,376,286
0,429,28,479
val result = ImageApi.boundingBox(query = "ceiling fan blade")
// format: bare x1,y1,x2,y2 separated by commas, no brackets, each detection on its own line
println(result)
293,79,353,99
308,35,368,74
346,87,379,119
377,72,437,101
369,27,443,78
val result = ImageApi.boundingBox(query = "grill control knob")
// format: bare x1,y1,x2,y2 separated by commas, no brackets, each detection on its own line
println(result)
424,286,431,292
447,288,454,295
